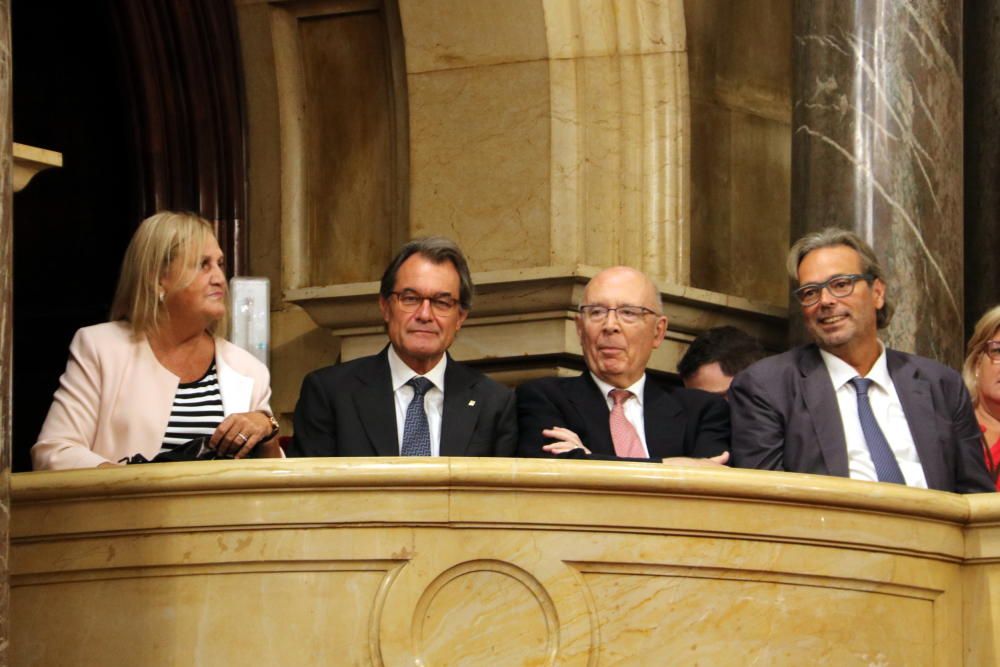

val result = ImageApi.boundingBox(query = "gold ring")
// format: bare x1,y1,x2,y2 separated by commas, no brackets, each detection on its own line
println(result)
236,432,248,443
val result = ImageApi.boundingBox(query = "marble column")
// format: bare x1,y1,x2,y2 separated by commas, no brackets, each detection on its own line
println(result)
0,0,11,658
792,0,964,367
964,0,1000,341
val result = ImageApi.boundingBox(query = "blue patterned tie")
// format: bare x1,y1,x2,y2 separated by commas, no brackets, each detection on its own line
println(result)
849,377,906,484
401,377,434,456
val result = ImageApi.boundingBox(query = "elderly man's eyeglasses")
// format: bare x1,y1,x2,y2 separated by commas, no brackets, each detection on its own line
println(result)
793,273,874,306
579,305,659,324
391,291,459,314
983,340,1000,364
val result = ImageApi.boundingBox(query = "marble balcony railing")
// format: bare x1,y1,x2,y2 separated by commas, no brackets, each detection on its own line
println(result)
11,458,1000,665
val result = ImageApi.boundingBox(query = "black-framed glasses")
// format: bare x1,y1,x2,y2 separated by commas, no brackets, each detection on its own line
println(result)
984,340,1000,364
578,304,659,324
793,273,874,306
391,291,459,314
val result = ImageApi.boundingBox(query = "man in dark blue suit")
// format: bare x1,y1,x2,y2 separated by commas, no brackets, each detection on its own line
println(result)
517,266,730,463
290,238,516,458
730,228,993,493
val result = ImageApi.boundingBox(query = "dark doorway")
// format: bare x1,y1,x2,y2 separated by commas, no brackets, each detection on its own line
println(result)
12,0,140,472
12,0,248,471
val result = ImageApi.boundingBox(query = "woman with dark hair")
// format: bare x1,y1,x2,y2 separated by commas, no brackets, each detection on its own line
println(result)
32,211,280,470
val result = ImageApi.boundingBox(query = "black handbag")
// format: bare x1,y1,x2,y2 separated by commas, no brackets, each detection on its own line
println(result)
121,436,241,464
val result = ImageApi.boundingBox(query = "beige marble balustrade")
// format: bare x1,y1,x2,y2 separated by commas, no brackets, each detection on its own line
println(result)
11,459,1000,665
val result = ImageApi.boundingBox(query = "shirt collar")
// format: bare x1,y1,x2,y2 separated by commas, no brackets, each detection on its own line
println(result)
589,372,646,407
387,345,447,392
819,342,889,392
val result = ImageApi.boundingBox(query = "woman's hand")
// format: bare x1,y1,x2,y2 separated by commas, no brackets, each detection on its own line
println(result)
210,411,277,458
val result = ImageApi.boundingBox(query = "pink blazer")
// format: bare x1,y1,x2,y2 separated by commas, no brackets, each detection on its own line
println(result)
32,321,272,470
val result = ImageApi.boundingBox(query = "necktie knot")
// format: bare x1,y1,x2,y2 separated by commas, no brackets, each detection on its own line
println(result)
408,376,434,397
849,377,873,395
610,388,633,407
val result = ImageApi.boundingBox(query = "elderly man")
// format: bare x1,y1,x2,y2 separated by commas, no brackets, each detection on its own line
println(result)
290,237,517,457
517,266,730,462
730,228,993,493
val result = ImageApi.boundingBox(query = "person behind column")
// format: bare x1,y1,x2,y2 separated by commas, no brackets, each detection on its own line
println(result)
32,211,280,470
289,237,516,457
730,227,994,493
677,326,766,398
516,266,730,463
962,305,1000,489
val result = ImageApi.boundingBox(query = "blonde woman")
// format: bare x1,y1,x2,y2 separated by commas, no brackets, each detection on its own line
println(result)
963,305,1000,490
32,211,280,470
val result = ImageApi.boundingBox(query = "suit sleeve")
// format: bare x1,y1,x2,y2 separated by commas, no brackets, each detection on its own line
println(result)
31,329,112,470
729,369,787,471
246,362,284,458
289,371,338,457
689,394,731,458
490,387,518,457
516,381,562,458
949,378,995,493
249,364,273,415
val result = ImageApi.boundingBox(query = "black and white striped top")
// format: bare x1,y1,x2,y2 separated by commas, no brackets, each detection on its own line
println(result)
159,361,225,453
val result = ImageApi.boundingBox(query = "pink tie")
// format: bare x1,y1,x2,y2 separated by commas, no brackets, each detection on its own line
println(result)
609,389,645,458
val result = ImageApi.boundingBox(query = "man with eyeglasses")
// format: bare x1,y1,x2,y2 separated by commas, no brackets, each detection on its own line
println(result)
516,266,731,463
729,228,993,492
289,237,517,458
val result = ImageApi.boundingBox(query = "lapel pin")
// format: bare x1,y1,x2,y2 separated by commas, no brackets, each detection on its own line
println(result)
468,400,476,407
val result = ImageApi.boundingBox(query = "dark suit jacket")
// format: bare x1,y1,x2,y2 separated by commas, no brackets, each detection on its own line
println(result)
289,348,517,457
516,373,730,461
729,344,994,493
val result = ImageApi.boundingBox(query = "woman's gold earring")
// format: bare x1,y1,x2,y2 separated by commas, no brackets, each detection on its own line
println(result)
159,291,165,303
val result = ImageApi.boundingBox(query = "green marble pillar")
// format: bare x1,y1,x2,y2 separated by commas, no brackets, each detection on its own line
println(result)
792,0,964,367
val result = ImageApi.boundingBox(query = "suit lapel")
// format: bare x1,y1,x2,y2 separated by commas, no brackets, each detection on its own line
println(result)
799,346,850,476
134,335,180,460
568,374,615,454
642,380,685,457
440,357,478,456
887,350,945,489
215,345,253,416
353,348,399,456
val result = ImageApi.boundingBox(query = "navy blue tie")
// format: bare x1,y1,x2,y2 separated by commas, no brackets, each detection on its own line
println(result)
849,377,906,484
401,377,434,456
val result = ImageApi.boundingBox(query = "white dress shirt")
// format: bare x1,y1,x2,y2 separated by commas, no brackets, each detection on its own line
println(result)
387,346,447,456
589,372,650,457
819,345,927,488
